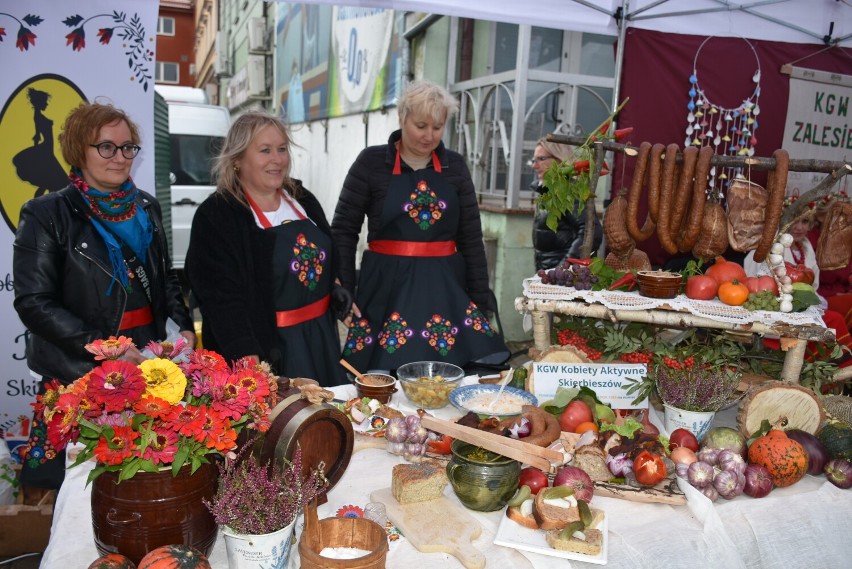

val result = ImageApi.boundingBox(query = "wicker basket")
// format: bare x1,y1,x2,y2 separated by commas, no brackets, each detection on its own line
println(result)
823,395,852,425
299,501,388,569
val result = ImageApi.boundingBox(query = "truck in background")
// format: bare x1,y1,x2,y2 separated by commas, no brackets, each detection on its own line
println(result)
154,85,230,269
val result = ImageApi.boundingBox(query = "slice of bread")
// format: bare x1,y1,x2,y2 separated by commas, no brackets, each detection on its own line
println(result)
532,490,581,530
505,497,539,529
545,527,603,556
391,461,448,504
572,445,612,482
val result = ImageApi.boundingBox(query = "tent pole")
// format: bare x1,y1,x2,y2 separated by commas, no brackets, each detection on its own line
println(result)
611,0,629,120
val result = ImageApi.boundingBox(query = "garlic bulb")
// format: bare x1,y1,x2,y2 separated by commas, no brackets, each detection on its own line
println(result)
768,253,784,266
779,233,794,247
780,300,793,312
770,242,785,255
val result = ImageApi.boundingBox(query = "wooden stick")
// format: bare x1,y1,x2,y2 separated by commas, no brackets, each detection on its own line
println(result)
420,416,563,473
339,359,366,383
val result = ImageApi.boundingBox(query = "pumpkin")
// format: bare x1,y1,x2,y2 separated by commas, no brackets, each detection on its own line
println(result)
88,554,137,569
748,429,808,487
137,545,212,569
704,256,747,285
817,418,852,460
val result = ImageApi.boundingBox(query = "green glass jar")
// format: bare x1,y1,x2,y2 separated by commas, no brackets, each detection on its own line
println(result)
446,440,521,512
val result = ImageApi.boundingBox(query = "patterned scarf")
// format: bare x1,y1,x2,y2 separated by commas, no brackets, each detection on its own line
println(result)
70,168,153,294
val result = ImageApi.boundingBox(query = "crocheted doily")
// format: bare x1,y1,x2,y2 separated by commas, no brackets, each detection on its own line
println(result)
522,277,825,328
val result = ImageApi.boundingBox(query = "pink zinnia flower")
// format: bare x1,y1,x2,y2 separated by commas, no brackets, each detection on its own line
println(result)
85,336,134,360
145,337,189,360
142,426,179,465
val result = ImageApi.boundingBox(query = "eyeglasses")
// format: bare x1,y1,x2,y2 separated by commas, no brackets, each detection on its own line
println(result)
531,155,555,163
90,142,141,159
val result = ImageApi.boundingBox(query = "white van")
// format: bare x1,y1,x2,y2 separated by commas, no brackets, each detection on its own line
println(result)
154,86,230,269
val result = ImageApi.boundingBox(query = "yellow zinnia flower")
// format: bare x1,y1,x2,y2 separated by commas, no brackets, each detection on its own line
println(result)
139,358,187,404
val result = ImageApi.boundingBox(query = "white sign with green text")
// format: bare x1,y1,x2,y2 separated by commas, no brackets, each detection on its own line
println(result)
533,363,648,409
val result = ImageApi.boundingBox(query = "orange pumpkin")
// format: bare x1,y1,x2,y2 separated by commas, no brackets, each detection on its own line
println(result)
748,429,808,487
718,279,750,306
137,545,211,569
87,554,137,569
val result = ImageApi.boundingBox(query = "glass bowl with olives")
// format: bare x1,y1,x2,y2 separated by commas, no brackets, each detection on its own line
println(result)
396,361,465,409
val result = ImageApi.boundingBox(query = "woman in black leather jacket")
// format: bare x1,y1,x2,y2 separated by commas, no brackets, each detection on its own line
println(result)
13,102,195,492
531,138,602,270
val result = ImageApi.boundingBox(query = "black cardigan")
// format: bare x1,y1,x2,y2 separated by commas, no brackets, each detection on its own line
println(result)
185,183,334,371
331,130,493,311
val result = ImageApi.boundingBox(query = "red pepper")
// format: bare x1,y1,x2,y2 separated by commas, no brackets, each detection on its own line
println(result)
426,435,453,455
588,122,611,143
608,272,636,291
633,450,667,486
564,257,592,266
614,127,634,142
572,160,590,174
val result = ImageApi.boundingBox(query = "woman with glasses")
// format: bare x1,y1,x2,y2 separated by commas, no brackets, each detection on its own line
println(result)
12,102,195,494
531,137,602,271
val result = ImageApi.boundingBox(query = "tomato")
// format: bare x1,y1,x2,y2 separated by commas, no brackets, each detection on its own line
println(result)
633,451,667,486
426,435,453,455
718,279,750,306
559,400,594,433
518,467,549,495
669,428,699,452
743,275,778,295
785,262,815,285
685,275,718,300
574,421,599,434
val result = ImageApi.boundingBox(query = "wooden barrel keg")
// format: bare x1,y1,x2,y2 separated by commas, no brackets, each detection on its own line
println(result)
256,385,354,494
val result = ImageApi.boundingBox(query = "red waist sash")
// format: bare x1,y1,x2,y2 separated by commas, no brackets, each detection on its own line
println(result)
368,240,457,257
119,306,154,330
276,294,330,327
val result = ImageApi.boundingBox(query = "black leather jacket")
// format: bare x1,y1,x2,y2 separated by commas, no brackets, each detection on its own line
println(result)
532,181,602,271
13,185,193,384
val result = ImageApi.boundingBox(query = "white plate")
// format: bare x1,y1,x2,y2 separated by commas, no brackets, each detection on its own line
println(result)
494,507,608,565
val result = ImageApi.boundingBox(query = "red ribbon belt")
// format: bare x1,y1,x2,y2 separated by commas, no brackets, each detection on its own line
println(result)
276,294,330,327
368,240,457,257
119,306,154,330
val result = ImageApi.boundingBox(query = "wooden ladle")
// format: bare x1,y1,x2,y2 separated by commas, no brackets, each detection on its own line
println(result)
339,358,367,383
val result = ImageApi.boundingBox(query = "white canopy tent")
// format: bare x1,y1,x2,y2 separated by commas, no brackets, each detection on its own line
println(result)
296,0,852,47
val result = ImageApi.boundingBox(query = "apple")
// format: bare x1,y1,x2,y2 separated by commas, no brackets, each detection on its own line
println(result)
559,400,593,433
518,467,549,495
669,428,699,452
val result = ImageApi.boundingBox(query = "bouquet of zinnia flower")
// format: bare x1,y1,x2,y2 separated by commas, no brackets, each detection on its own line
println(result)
204,440,327,535
32,336,281,484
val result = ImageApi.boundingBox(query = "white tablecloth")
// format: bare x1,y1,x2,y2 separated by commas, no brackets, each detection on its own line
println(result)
40,380,852,568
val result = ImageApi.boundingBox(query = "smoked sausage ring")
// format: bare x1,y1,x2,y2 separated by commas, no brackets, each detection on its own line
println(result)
753,149,790,263
626,142,656,241
677,145,713,252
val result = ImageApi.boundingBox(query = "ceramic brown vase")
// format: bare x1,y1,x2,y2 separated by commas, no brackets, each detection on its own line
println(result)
91,461,218,565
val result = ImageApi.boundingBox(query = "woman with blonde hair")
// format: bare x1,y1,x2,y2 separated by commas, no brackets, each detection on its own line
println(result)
332,80,508,373
186,111,352,385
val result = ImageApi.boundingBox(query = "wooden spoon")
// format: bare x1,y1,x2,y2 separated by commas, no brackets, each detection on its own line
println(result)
339,358,367,383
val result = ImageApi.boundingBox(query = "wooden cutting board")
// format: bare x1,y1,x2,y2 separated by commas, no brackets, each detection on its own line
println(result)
370,488,486,569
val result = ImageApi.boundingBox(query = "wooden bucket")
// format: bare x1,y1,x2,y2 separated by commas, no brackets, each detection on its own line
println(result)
255,385,354,494
299,501,388,569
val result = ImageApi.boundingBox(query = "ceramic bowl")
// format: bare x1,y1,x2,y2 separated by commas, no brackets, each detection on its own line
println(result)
353,373,397,404
447,439,521,512
636,270,683,299
449,384,538,420
395,361,464,409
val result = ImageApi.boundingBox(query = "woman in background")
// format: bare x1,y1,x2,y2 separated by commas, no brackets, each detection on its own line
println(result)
332,80,508,373
186,112,351,386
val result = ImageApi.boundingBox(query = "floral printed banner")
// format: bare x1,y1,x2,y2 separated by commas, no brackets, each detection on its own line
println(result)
0,0,159,455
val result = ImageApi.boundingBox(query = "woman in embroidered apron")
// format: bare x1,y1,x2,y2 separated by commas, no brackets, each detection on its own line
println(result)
13,103,195,494
186,112,352,386
333,80,509,372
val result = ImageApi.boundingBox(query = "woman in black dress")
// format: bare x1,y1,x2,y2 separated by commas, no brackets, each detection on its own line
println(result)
332,80,508,373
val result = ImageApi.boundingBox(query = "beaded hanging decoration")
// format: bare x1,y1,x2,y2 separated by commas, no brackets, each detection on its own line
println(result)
685,36,762,197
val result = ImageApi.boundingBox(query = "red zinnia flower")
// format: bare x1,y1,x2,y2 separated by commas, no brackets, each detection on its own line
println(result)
134,395,173,420
194,412,237,452
210,372,252,420
88,360,146,412
142,426,178,465
182,349,228,376
164,403,206,437
94,426,139,466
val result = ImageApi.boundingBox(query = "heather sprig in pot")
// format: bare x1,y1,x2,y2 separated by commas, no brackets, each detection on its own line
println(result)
654,362,741,413
204,441,327,535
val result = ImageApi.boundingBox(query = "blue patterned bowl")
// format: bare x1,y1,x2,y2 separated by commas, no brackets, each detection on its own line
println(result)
449,384,538,420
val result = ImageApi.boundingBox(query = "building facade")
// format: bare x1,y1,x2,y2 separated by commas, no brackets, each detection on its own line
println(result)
156,0,197,88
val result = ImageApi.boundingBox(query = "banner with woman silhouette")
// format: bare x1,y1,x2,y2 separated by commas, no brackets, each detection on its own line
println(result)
0,0,158,456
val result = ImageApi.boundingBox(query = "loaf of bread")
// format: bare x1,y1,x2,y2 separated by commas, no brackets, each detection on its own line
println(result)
391,462,448,504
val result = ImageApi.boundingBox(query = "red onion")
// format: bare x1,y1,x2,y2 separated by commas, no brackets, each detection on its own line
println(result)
717,449,746,476
786,429,829,476
606,452,633,477
687,461,715,489
553,465,594,502
824,458,852,489
742,464,773,498
713,469,741,499
508,417,531,439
